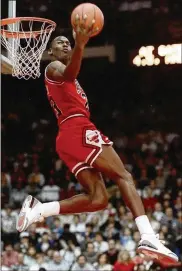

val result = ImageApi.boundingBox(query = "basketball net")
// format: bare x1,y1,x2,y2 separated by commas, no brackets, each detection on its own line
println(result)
1,17,56,80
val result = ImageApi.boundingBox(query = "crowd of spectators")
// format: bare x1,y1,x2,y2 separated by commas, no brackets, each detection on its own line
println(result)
1,113,182,271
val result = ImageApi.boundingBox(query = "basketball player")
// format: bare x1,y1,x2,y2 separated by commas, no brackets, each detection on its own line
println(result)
17,16,178,263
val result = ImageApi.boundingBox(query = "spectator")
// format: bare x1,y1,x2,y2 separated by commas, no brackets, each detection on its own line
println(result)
120,211,136,231
161,207,178,231
94,253,113,271
71,255,95,271
2,244,19,268
174,196,182,213
137,168,149,189
28,165,45,187
176,210,182,236
24,246,37,267
113,250,135,271
1,205,17,245
142,187,158,210
28,224,41,247
45,248,54,262
120,228,136,255
29,253,48,271
106,239,119,265
61,223,79,246
40,179,60,202
10,182,27,208
142,180,161,198
83,242,98,264
11,253,29,271
52,217,63,238
1,173,11,206
70,215,86,234
25,182,41,198
1,172,11,189
47,250,69,271
103,221,120,240
84,223,95,241
37,232,52,253
60,240,81,267
153,202,164,222
19,232,30,254
155,168,166,189
94,232,109,253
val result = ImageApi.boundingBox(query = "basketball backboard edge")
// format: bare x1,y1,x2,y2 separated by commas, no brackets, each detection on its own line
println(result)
1,54,12,74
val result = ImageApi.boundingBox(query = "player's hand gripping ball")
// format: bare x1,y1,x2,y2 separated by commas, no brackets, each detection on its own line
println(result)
71,3,104,37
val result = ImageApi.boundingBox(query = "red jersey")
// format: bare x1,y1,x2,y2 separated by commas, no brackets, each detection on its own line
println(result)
45,69,90,125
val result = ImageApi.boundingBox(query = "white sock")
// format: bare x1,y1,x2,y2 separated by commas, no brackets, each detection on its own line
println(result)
135,215,155,240
41,201,60,217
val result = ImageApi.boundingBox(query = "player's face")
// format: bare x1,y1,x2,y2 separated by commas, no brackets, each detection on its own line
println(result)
51,36,72,62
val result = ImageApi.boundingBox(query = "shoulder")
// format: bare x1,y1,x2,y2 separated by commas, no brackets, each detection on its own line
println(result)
47,60,64,70
45,61,65,82
46,60,64,75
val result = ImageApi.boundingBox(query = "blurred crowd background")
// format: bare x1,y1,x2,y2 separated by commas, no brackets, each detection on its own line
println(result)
1,0,182,271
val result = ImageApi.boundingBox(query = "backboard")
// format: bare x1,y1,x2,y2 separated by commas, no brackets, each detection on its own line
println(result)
1,54,12,74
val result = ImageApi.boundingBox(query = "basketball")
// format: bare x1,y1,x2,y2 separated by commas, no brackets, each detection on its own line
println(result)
71,3,104,37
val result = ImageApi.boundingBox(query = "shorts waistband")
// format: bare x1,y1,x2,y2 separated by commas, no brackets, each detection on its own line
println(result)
59,114,86,125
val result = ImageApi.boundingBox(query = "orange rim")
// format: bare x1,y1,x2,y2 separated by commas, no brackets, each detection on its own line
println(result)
1,17,56,38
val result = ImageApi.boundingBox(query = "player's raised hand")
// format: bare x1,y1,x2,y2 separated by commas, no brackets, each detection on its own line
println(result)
73,14,98,48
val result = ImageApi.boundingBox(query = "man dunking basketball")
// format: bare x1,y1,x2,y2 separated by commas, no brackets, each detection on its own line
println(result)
17,15,178,263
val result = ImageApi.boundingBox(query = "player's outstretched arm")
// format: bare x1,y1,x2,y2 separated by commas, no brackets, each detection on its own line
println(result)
47,16,96,82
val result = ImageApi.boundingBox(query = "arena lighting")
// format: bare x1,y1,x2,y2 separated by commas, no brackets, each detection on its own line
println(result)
133,44,182,66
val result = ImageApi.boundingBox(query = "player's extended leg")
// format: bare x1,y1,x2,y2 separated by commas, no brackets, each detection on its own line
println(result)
93,145,145,218
16,168,108,232
92,145,178,263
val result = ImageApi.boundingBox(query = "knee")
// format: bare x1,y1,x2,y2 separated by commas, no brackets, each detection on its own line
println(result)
113,170,135,186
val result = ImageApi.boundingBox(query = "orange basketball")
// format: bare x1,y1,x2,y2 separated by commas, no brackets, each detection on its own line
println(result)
71,3,104,37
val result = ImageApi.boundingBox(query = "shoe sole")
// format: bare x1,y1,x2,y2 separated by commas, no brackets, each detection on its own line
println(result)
16,195,34,232
137,246,178,264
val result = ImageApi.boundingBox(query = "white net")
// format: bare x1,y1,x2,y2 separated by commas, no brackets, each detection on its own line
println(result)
1,18,56,80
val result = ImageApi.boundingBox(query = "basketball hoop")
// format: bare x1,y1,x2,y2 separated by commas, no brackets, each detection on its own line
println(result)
1,17,56,79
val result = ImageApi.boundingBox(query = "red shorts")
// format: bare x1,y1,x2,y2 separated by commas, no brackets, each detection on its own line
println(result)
56,116,113,177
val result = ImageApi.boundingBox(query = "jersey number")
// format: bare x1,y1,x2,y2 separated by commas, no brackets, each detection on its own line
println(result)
81,93,89,110
49,97,62,118
75,80,89,110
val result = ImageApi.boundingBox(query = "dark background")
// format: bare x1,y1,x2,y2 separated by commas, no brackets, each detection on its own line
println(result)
2,1,182,157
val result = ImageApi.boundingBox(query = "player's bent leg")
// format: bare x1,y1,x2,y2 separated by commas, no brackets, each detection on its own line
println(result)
92,145,178,263
59,168,108,213
17,168,108,232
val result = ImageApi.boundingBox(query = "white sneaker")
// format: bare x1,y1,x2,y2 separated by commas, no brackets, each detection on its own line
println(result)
137,234,179,264
16,195,44,232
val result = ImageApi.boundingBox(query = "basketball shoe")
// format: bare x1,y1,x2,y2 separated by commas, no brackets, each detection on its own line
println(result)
16,195,44,232
137,234,179,263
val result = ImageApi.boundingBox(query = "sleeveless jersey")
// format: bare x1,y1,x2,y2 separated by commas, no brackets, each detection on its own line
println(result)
45,68,90,125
